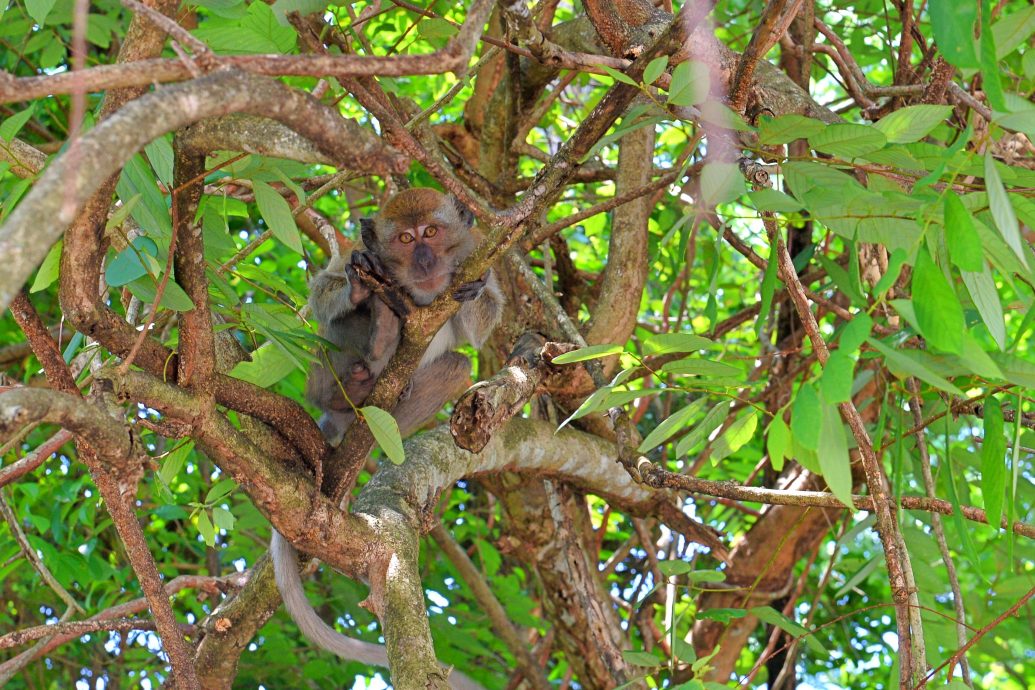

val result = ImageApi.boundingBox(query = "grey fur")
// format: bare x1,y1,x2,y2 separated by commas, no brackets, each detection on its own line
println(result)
273,192,504,677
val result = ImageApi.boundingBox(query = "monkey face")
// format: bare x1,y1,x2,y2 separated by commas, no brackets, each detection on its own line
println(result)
366,189,478,301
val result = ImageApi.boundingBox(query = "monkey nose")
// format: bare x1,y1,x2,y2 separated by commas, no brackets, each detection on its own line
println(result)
413,244,436,273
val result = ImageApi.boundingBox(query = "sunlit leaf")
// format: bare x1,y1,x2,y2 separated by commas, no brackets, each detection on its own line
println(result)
911,248,964,354
984,153,1028,268
638,397,707,452
643,56,668,86
873,105,952,143
361,406,404,465
817,403,854,509
253,179,303,254
944,194,983,272
551,344,623,364
981,397,1006,530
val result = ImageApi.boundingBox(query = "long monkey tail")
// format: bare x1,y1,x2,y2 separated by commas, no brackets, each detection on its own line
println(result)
269,531,485,690
270,530,388,664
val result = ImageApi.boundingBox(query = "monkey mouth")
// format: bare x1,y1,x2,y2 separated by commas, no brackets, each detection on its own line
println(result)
411,271,450,293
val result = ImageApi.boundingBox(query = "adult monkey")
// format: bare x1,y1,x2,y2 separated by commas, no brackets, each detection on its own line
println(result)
271,189,504,676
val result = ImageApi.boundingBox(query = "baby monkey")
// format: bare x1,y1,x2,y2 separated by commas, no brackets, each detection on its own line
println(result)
305,187,503,440
273,188,504,666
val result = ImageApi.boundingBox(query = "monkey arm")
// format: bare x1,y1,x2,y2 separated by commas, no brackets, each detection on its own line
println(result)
453,269,505,348
308,254,362,323
392,352,472,436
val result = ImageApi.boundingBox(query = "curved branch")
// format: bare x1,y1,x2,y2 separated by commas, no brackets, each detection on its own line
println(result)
0,388,132,462
0,68,406,310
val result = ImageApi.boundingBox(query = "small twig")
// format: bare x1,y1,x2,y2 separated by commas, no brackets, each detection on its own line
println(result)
121,0,217,70
908,380,972,687
920,586,1035,688
0,489,84,614
0,617,160,650
0,429,73,488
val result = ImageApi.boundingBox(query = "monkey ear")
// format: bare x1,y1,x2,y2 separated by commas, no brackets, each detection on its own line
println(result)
449,195,475,229
360,218,378,248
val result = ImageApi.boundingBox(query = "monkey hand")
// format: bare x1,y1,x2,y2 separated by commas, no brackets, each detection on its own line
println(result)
452,274,487,302
350,249,390,281
349,250,411,318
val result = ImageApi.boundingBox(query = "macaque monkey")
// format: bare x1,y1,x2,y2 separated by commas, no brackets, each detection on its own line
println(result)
271,188,504,669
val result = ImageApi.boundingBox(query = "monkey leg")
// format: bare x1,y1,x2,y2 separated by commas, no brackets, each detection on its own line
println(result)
392,352,472,437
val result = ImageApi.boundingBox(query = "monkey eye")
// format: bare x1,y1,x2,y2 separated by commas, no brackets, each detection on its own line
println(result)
424,225,438,238
399,232,415,244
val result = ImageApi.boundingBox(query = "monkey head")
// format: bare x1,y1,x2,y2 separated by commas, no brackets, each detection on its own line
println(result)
360,188,477,304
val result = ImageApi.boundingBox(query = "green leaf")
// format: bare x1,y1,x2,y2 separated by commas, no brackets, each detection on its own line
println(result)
873,105,952,144
158,442,194,487
24,0,57,24
873,249,907,296
657,559,693,576
791,384,821,451
943,432,984,579
643,333,714,355
144,136,174,187
820,351,855,404
197,510,216,547
929,0,979,68
757,114,826,145
660,359,741,378
557,385,614,430
808,123,887,159
667,60,709,106
984,153,1028,268
600,65,638,87
106,236,159,287
621,650,661,667
361,406,404,465
817,403,854,508
229,342,298,388
992,6,1035,58
417,18,458,41
961,266,1006,351
0,105,36,142
212,506,236,531
756,245,778,340
711,411,757,462
205,478,236,504
643,56,668,85
944,194,983,272
127,275,196,312
638,397,707,452
747,188,803,213
550,344,623,364
981,397,1006,531
979,1,1005,111
749,606,827,656
840,312,873,352
675,402,731,457
697,608,746,623
686,570,726,584
700,162,745,206
911,248,964,354
766,417,790,472
866,338,964,396
253,179,303,254
29,240,62,293
672,639,697,664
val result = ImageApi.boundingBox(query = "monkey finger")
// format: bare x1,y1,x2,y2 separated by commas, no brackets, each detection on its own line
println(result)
452,278,486,302
351,249,388,281
380,287,411,318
